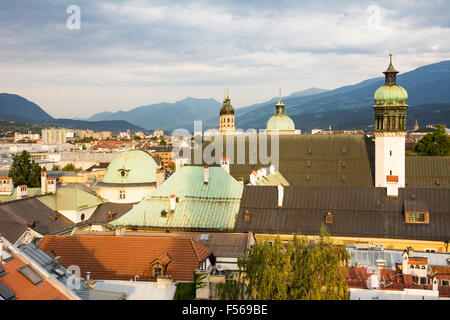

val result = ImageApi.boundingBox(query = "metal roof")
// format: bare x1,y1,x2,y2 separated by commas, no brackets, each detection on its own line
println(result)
198,135,450,188
234,186,450,242
0,198,75,243
88,202,135,224
110,165,244,230
37,187,104,211
347,248,450,270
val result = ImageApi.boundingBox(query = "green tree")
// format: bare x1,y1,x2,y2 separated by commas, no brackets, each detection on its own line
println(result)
216,225,350,300
167,161,176,172
159,139,167,146
62,163,82,172
413,125,450,156
8,150,42,187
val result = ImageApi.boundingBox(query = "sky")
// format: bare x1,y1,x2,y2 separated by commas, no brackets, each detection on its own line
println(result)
0,0,449,118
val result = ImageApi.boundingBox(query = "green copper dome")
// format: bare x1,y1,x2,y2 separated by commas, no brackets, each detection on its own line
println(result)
374,85,408,106
266,91,295,131
266,114,295,131
102,150,158,185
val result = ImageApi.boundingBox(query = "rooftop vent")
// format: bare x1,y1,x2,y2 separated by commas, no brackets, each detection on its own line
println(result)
17,265,43,286
0,282,15,300
325,211,334,224
243,210,251,222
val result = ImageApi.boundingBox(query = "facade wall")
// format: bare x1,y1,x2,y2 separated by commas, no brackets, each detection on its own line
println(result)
60,206,98,224
254,234,448,253
375,133,406,187
99,186,156,204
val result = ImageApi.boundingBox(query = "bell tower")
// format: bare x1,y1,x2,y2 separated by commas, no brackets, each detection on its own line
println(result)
219,88,236,135
373,53,408,188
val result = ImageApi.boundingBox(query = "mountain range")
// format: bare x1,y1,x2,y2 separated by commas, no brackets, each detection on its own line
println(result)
87,60,450,132
1,60,450,133
0,93,144,133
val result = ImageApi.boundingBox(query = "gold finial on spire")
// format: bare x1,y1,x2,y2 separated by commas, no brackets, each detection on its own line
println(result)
277,88,284,105
227,88,230,99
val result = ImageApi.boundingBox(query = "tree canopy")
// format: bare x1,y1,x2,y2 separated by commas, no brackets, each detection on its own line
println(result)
216,225,350,300
61,163,82,172
413,125,450,156
8,150,42,187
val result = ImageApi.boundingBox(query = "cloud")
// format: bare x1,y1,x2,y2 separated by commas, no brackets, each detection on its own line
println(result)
0,0,449,117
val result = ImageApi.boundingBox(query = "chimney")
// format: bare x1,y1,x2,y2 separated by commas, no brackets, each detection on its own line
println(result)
47,178,56,194
277,184,284,207
269,164,276,175
0,178,13,195
367,273,380,290
41,170,47,195
376,259,386,270
249,171,257,185
17,185,28,199
407,247,414,258
86,271,91,282
261,168,267,177
156,169,165,188
115,226,126,236
256,169,263,179
169,194,176,212
203,165,209,184
432,277,439,291
220,158,230,174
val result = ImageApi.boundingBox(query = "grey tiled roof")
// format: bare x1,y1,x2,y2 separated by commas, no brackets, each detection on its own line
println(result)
0,198,75,243
88,202,136,224
234,186,450,242
199,135,450,188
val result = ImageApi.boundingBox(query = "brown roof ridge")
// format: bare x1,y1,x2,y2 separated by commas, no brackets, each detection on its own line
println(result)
190,237,200,261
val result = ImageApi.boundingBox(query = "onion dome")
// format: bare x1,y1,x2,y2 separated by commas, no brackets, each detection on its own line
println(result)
220,88,235,115
374,53,408,107
266,90,295,131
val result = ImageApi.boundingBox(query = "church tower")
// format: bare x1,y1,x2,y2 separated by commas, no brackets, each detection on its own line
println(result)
373,53,408,188
219,89,236,135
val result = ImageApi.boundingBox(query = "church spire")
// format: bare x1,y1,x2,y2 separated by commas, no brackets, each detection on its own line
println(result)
383,52,399,86
275,89,285,115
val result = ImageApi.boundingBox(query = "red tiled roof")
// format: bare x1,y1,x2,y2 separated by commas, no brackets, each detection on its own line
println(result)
39,235,211,282
0,247,69,300
344,267,434,291
153,253,174,265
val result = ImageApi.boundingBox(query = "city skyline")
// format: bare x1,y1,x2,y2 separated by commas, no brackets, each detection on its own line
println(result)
0,0,449,118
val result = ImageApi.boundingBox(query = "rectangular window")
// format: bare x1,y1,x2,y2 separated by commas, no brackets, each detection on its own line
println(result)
119,190,126,199
420,277,427,285
442,280,449,286
409,213,425,222
154,268,162,278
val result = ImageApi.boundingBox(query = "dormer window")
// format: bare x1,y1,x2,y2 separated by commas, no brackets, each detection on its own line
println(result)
243,210,251,222
325,211,334,224
151,253,173,278
404,200,429,224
